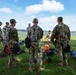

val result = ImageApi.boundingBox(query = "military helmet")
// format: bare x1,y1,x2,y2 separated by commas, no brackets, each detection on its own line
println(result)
10,19,17,23
6,22,9,24
33,18,38,23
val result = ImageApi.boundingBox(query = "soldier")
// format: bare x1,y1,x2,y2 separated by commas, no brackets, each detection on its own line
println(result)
0,21,3,44
8,19,19,68
28,18,44,71
51,17,71,66
46,30,51,42
3,22,9,43
27,23,31,38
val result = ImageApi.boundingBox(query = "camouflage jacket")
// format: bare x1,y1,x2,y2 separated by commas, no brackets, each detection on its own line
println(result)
0,27,3,41
28,25,43,42
8,25,19,44
51,23,71,45
3,26,7,34
3,26,10,41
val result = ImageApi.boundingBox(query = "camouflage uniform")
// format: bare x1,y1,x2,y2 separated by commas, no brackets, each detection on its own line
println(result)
8,19,19,68
27,24,31,38
3,23,9,42
51,23,70,66
0,22,3,44
28,19,43,71
0,27,3,43
3,27,10,46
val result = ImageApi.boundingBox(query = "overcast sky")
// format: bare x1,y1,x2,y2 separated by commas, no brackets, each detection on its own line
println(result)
0,0,76,31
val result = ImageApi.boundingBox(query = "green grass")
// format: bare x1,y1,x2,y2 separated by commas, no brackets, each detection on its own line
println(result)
71,36,76,40
0,36,76,75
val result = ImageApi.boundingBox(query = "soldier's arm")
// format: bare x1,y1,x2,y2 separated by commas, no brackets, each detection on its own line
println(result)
2,27,6,33
0,36,3,41
16,30,19,42
0,31,3,41
51,26,57,44
13,29,19,42
27,27,31,38
68,26,71,40
65,25,71,40
39,27,43,39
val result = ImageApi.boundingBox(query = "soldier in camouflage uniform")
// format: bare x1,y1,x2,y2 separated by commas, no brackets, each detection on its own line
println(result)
27,23,31,38
28,18,44,71
0,21,3,44
51,17,71,66
2,22,9,46
8,19,19,68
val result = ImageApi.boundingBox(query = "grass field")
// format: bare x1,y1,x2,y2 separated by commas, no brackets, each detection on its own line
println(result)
0,31,76,75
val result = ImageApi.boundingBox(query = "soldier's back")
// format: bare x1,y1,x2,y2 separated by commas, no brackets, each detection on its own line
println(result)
8,26,18,43
30,25,43,42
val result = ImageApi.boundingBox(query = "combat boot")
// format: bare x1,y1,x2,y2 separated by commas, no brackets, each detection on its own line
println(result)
64,62,68,66
8,62,13,68
38,65,45,71
29,66,35,71
57,62,63,66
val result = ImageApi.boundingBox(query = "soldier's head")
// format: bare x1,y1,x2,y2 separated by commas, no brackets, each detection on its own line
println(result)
57,17,63,24
48,30,51,34
0,21,2,26
33,18,38,25
10,19,17,26
28,23,31,27
6,22,9,26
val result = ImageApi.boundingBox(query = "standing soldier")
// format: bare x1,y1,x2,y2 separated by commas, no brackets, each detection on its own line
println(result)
8,19,19,68
3,22,9,43
46,30,51,42
0,21,3,44
51,17,71,66
28,18,44,71
27,23,31,38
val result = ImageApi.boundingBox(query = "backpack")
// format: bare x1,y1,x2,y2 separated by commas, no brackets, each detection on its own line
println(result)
25,37,31,48
30,26,43,42
4,45,10,55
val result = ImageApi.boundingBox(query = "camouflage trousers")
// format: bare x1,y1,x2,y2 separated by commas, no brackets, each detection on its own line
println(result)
29,42,42,68
55,45,68,66
8,50,16,68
